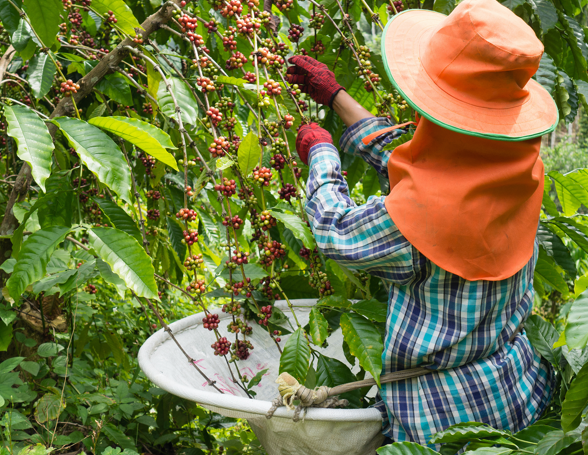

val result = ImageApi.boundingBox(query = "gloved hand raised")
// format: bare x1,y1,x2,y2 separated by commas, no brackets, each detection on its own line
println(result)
296,123,333,165
286,56,345,108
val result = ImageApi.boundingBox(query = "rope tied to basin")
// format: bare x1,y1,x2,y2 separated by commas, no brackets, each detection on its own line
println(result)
267,368,431,421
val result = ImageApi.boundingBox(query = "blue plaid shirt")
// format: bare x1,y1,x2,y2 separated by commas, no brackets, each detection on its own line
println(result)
305,117,554,446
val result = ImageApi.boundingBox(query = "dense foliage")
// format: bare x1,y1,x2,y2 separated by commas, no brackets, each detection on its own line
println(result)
0,0,586,453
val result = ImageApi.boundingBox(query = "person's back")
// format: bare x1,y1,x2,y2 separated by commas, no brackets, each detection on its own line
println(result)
288,0,558,445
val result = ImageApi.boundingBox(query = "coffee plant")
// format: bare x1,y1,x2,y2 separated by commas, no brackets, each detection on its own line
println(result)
0,0,587,453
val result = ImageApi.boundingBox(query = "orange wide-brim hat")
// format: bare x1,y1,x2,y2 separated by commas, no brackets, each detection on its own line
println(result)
381,0,559,140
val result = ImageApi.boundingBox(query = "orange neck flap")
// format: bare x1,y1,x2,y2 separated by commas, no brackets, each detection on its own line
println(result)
383,117,544,281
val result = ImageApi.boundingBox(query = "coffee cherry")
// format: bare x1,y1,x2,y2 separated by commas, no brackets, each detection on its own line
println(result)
211,337,231,356
270,153,286,170
275,0,293,10
184,254,204,270
197,76,216,93
85,284,97,294
310,12,325,29
176,208,197,221
221,0,243,17
178,14,198,33
104,10,117,23
278,183,298,202
251,166,272,186
288,24,304,42
284,114,294,129
223,215,244,230
206,107,222,126
202,313,219,330
187,279,206,294
60,79,80,96
214,178,236,197
182,229,198,245
263,79,281,96
147,209,160,220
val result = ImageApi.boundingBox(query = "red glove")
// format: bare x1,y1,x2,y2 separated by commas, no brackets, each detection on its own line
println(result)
286,56,345,108
296,123,333,165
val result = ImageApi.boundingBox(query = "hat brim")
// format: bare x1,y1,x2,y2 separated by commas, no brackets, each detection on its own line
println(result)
381,9,559,141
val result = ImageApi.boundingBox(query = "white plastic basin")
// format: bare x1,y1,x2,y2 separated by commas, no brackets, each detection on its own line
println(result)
138,299,384,455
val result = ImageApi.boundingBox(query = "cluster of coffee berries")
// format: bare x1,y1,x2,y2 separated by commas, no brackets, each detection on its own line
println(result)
222,301,241,315
232,339,253,360
226,51,247,70
311,40,325,55
183,229,198,245
179,14,198,32
299,246,318,260
310,12,325,29
263,79,282,96
284,114,294,129
205,19,217,32
209,137,229,158
187,279,206,294
132,33,143,44
227,318,252,336
271,137,287,154
85,284,97,294
259,240,287,267
206,107,222,126
288,24,304,42
258,305,273,326
223,215,243,230
176,208,197,221
275,0,293,10
197,76,216,93
252,167,272,186
147,209,160,220
243,71,256,83
270,153,286,170
236,14,260,35
309,270,333,297
226,251,250,269
253,210,276,232
222,26,238,50
186,185,195,197
202,313,219,330
279,183,298,201
60,79,80,96
104,10,117,23
221,0,243,17
260,276,280,300
225,278,251,296
272,330,282,343
143,102,153,114
212,337,231,356
184,254,204,271
214,178,237,197
139,153,157,175
389,0,404,12
187,32,205,46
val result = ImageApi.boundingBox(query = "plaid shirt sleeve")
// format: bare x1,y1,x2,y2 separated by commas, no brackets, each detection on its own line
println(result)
304,119,414,283
339,117,406,177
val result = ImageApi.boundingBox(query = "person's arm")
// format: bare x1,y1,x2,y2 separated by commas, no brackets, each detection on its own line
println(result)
331,90,374,127
297,125,414,283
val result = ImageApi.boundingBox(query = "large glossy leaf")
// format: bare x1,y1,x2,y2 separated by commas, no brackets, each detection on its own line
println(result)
96,258,127,297
6,226,70,300
95,73,133,106
26,52,56,99
89,116,178,170
525,315,561,366
535,249,569,297
351,299,388,322
340,313,383,387
35,393,65,423
88,227,157,299
93,197,142,244
538,224,577,278
55,117,132,203
5,105,53,193
565,291,588,350
561,361,588,432
430,423,510,444
101,116,175,149
91,0,141,35
316,354,362,407
511,423,559,448
377,442,440,455
279,328,310,382
553,218,588,254
550,171,588,213
238,132,261,176
534,429,580,455
166,216,187,262
0,0,22,34
277,275,319,299
534,0,558,34
270,211,314,248
157,77,199,126
22,0,63,47
309,307,329,346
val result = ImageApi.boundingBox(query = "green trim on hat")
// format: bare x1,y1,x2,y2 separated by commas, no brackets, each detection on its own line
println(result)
380,10,559,142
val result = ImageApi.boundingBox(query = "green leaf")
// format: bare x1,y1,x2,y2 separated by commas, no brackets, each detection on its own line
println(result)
315,354,362,407
511,423,559,448
565,291,588,350
270,211,314,248
216,75,249,87
363,167,380,199
88,227,158,299
89,116,178,170
93,197,142,244
91,0,141,35
534,0,558,34
166,216,187,262
96,258,127,297
55,117,132,203
339,313,383,387
238,132,261,176
524,314,561,366
549,171,588,213
500,0,527,10
19,360,40,376
534,429,580,455
430,423,510,444
536,54,557,93
279,328,311,382
5,105,53,193
433,0,456,14
95,73,133,106
102,424,138,452
351,299,388,322
0,356,24,374
0,0,22,34
107,116,174,149
27,52,56,99
157,77,199,126
309,307,328,346
377,442,440,455
552,218,588,254
35,393,64,423
538,224,576,278
60,260,96,294
277,275,319,299
6,226,70,300
37,341,63,357
535,249,569,297
22,0,63,48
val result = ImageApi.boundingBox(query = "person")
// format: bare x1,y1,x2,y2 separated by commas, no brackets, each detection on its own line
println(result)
286,0,558,446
